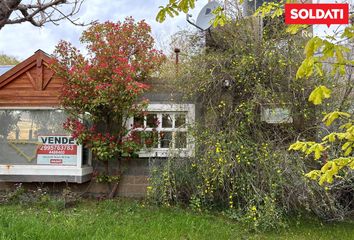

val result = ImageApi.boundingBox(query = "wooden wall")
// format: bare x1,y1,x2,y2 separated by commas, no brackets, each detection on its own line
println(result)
0,50,63,107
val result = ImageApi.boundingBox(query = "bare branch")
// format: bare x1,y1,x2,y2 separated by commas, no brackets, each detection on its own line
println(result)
0,0,93,30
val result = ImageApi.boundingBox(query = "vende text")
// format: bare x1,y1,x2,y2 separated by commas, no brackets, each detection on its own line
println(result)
39,136,75,145
285,4,349,26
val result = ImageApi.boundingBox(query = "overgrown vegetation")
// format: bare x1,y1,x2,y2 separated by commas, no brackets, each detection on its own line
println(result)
148,12,354,230
0,184,79,210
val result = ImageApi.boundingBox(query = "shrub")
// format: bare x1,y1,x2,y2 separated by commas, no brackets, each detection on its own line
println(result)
148,127,349,231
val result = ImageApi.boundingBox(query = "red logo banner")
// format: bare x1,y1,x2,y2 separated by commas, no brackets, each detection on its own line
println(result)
285,3,349,27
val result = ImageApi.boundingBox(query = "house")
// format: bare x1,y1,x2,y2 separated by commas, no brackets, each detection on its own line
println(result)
0,50,196,197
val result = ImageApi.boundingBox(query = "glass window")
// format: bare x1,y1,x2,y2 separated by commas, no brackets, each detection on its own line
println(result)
0,110,69,165
175,114,186,128
129,106,193,157
146,114,158,128
160,132,172,148
133,115,144,128
162,114,173,128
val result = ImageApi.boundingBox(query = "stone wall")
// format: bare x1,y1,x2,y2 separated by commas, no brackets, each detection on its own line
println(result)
90,158,150,198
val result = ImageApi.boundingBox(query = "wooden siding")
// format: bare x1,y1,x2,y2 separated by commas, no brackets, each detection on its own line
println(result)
0,50,63,107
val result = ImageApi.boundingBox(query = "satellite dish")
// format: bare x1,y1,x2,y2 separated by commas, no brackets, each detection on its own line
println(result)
187,1,222,31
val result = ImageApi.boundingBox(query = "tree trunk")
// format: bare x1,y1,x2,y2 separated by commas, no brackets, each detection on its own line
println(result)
108,158,122,199
0,0,21,30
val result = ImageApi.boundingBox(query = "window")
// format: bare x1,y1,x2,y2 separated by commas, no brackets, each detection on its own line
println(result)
0,109,67,165
127,104,195,157
0,108,92,183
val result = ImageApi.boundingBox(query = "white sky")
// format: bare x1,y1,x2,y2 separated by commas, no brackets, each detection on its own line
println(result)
0,0,351,60
0,0,205,60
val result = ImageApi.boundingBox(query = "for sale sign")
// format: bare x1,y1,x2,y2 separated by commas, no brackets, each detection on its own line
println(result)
37,136,78,165
285,4,349,27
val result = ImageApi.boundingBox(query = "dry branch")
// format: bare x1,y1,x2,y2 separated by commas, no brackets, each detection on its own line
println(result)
0,0,91,30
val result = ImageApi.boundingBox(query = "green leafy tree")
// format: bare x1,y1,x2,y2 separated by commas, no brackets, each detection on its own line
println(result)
0,54,19,65
156,0,227,26
0,111,19,140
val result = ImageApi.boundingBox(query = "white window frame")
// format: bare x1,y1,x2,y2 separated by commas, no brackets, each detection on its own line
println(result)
0,107,92,180
126,103,195,158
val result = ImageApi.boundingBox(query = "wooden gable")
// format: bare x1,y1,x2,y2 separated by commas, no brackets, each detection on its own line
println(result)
0,50,63,107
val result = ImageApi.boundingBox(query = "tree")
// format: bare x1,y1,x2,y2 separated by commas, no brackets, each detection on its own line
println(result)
0,111,19,140
157,0,354,186
251,1,354,186
52,17,165,196
0,0,87,30
0,54,19,65
150,11,352,226
156,0,227,26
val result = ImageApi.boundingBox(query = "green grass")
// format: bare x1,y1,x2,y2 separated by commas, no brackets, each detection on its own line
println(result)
0,199,353,240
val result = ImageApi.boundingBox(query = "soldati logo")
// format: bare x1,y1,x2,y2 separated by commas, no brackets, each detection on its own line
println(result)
285,3,349,27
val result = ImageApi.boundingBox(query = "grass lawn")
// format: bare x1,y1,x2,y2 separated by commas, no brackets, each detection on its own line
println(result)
0,199,353,240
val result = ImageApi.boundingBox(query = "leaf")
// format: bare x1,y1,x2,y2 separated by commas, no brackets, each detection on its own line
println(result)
336,133,347,140
308,86,332,105
211,6,227,28
304,37,323,58
322,133,336,143
328,133,336,142
341,25,354,39
349,160,354,169
342,141,352,151
305,143,325,160
309,158,354,185
254,1,283,18
272,7,283,18
296,57,315,79
321,162,331,173
344,146,353,156
339,122,352,130
322,111,351,126
305,170,320,181
178,0,195,13
289,141,306,151
156,8,167,23
314,147,322,160
286,25,304,34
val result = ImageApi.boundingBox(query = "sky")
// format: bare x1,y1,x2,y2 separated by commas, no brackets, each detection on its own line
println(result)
0,0,350,60
0,0,205,60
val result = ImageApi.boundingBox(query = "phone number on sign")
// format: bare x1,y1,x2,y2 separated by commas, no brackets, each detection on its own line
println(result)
39,145,75,151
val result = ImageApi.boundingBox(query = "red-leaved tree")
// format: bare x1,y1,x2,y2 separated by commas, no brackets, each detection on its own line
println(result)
52,17,165,193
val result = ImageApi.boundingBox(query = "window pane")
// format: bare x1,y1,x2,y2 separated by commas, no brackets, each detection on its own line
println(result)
144,131,158,148
175,114,186,128
0,110,68,165
175,132,187,148
133,115,144,128
160,131,172,148
162,114,173,128
146,114,158,128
